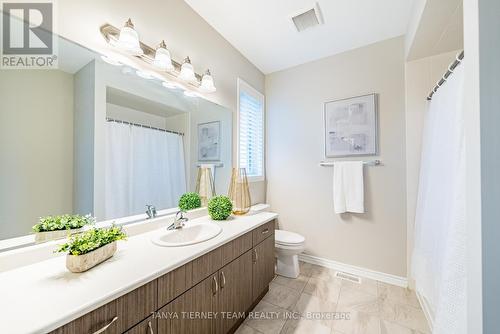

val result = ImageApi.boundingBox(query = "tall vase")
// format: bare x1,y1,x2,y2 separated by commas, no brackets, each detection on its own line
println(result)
196,167,216,206
228,168,251,215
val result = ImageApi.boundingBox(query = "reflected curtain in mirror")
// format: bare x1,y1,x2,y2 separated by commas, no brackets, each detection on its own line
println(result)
105,121,186,219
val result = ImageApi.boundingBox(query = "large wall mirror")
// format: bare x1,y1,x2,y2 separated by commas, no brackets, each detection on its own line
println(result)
0,34,232,244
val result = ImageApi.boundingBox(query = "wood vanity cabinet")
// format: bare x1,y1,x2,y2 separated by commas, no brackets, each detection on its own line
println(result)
50,220,275,334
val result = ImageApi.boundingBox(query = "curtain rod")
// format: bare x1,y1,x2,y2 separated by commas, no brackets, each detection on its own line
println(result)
427,50,464,101
106,118,184,136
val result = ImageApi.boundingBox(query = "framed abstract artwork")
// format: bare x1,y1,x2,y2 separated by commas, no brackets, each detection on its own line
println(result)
198,121,221,161
324,93,378,158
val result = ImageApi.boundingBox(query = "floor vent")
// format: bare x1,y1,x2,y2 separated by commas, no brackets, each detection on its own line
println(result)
335,271,361,284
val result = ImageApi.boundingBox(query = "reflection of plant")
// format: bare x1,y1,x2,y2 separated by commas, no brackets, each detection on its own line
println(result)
55,226,127,256
208,196,233,220
178,192,202,211
32,214,95,233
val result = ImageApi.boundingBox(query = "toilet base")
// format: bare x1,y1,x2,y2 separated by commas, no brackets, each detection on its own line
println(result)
276,254,300,278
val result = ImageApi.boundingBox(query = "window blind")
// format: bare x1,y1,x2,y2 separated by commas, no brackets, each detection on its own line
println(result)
238,79,264,180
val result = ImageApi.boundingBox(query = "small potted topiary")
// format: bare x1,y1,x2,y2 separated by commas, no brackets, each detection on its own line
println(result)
32,214,95,243
207,196,233,221
178,192,202,211
55,225,127,273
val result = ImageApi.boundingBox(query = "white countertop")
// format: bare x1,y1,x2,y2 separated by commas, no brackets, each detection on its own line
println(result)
0,211,278,334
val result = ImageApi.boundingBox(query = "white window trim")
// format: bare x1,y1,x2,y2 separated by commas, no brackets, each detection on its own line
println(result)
237,78,265,183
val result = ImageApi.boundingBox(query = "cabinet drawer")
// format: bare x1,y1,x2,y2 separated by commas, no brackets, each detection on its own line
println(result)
252,220,275,246
191,247,222,285
221,232,253,266
158,262,193,308
51,280,157,334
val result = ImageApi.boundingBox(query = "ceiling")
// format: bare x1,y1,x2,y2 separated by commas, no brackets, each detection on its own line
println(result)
184,0,416,74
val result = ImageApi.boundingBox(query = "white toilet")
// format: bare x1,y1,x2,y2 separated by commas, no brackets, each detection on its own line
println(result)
275,230,305,278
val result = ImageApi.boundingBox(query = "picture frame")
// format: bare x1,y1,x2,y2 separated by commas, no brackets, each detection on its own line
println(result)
324,93,378,158
198,121,221,161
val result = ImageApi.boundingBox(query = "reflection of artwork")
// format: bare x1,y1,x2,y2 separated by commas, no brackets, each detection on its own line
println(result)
324,94,378,157
198,121,221,161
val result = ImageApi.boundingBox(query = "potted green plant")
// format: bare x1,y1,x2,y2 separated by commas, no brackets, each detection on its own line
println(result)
178,192,202,211
55,225,127,273
32,214,95,243
208,196,233,220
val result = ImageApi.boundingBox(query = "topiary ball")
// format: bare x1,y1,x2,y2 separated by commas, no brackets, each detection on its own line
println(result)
208,196,233,220
178,192,202,211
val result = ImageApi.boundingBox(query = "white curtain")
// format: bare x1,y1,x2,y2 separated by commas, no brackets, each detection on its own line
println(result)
412,62,466,333
105,122,186,220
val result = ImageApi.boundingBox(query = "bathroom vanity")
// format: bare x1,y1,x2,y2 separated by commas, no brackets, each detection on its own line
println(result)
0,212,277,334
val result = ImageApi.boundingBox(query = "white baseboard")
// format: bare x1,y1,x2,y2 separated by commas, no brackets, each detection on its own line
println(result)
298,254,408,288
416,290,434,331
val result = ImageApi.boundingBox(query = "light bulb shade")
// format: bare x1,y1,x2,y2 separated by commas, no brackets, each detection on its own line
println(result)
117,19,143,55
200,70,216,93
153,41,173,71
179,57,197,82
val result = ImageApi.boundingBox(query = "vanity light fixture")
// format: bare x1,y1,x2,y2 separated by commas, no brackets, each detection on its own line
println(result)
200,69,216,93
153,40,174,71
100,22,217,95
179,57,197,82
116,18,143,55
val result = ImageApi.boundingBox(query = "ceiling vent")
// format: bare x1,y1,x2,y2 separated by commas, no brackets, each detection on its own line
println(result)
291,3,324,32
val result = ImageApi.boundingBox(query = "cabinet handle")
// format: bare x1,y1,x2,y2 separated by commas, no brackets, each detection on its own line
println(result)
261,228,269,234
148,321,154,334
253,249,258,263
220,271,226,289
212,275,218,295
92,316,118,334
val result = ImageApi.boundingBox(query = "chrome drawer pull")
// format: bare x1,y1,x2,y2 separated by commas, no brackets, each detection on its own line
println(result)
220,271,226,289
261,228,269,234
148,321,154,334
212,275,219,295
92,316,118,334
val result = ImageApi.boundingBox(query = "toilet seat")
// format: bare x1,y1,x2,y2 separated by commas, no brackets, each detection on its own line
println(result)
275,230,305,246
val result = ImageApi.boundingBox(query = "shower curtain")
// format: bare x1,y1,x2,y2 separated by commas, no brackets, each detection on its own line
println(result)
104,122,186,220
412,62,465,333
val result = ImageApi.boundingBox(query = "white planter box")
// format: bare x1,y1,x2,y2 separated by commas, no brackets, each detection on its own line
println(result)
66,242,117,273
34,228,83,243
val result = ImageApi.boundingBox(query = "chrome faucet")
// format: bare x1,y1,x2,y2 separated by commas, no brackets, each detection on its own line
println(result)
146,205,157,219
167,211,188,230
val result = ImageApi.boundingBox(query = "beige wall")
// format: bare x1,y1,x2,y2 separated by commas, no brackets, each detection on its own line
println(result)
58,0,266,204
0,70,74,239
266,37,407,277
404,50,459,283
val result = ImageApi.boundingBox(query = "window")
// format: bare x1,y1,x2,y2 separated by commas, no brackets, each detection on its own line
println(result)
237,78,264,182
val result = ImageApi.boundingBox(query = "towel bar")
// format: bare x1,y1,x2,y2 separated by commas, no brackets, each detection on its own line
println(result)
319,160,381,167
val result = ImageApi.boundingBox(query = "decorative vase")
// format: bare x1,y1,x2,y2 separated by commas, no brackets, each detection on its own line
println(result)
228,168,251,215
66,241,117,273
196,166,216,206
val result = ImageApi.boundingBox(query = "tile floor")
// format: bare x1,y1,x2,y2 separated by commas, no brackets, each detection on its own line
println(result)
236,261,431,334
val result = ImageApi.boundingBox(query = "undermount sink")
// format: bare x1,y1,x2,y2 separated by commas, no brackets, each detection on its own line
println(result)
151,222,222,247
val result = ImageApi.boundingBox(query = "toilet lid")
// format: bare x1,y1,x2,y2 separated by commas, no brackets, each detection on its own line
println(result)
275,230,305,245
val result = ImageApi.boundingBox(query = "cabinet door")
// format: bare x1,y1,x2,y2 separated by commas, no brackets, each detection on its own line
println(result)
124,316,156,334
252,236,276,301
157,274,218,334
216,250,253,334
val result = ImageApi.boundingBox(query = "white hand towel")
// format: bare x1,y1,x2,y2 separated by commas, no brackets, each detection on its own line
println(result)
333,161,364,214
